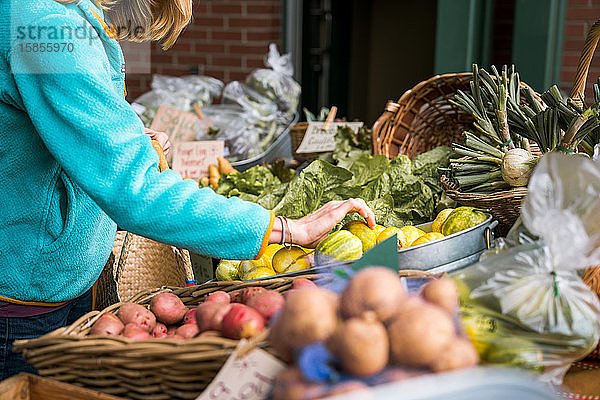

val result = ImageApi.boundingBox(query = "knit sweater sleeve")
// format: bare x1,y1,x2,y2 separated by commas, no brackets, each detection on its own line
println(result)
9,13,273,260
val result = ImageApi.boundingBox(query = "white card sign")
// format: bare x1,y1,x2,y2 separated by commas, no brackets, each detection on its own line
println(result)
195,340,286,400
171,141,224,180
295,121,364,154
150,104,201,145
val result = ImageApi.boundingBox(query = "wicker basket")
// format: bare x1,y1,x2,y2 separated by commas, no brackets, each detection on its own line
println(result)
565,20,600,360
94,231,195,310
372,72,546,228
13,274,324,400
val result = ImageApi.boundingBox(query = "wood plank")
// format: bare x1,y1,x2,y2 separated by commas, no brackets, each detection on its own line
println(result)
0,374,123,400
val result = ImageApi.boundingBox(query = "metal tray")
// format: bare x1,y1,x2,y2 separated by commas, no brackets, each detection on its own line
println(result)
230,113,299,171
398,214,498,272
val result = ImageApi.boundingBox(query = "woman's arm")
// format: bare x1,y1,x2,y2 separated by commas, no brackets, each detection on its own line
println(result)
10,13,273,260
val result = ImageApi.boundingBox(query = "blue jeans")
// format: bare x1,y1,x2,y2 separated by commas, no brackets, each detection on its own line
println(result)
0,288,93,381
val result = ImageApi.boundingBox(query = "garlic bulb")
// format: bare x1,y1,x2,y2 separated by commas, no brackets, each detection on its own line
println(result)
501,148,537,187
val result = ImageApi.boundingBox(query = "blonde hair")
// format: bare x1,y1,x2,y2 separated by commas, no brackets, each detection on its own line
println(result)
54,0,192,49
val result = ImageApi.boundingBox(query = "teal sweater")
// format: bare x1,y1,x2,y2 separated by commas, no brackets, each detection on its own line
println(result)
0,0,272,303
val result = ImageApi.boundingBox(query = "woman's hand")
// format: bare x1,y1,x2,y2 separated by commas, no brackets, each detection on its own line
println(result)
275,199,376,248
144,128,171,155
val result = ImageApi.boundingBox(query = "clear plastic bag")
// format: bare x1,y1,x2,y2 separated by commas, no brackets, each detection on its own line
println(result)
217,78,293,161
197,105,260,161
245,43,301,115
132,75,224,127
452,152,600,385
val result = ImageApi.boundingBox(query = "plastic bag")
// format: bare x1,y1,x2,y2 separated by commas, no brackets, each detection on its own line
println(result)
245,43,301,115
595,144,599,163
452,152,600,385
197,105,260,161
132,75,223,126
216,79,293,161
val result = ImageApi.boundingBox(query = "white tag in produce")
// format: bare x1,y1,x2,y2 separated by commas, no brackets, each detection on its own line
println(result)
195,340,286,400
150,104,201,145
296,122,364,154
171,141,224,180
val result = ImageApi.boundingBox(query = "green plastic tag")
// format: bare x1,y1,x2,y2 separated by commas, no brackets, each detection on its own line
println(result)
349,234,399,272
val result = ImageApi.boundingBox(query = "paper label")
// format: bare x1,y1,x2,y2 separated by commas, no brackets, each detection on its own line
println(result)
195,340,286,400
171,141,224,179
150,105,200,145
295,122,364,154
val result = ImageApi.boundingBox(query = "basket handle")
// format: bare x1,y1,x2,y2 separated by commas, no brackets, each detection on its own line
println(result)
569,20,600,107
371,100,400,155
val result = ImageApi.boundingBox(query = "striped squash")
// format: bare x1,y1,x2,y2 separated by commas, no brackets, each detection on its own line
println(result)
315,231,363,266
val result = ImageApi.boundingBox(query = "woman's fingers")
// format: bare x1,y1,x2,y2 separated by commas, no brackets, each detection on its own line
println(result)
144,129,171,155
337,198,376,228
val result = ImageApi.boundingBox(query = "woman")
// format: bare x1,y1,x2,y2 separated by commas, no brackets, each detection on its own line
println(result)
0,0,374,379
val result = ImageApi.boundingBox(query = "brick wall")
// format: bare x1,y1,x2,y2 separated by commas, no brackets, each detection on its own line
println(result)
124,0,283,102
560,0,600,103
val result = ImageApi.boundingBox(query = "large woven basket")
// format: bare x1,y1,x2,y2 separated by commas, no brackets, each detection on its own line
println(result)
372,72,544,228
13,274,324,400
94,230,195,310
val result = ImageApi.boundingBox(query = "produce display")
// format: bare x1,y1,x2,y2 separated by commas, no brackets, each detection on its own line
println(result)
88,282,317,341
269,267,479,399
442,64,600,193
215,206,487,281
452,153,600,385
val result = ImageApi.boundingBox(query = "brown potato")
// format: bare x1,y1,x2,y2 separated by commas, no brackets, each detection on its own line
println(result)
327,314,389,376
421,277,459,315
341,267,407,322
270,288,339,360
431,337,479,372
387,301,455,368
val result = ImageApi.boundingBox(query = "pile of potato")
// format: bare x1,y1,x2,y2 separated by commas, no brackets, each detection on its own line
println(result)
89,279,317,341
269,267,479,399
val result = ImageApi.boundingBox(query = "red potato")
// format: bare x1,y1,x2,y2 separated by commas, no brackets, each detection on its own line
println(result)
183,309,197,325
90,313,124,336
176,323,200,339
240,287,267,304
166,325,178,336
195,302,232,332
206,291,231,304
246,290,285,321
222,304,265,339
118,303,156,332
150,292,188,325
152,323,168,338
229,291,243,303
122,323,151,340
291,278,317,289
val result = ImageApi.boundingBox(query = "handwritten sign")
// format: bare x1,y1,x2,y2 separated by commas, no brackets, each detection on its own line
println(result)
296,122,364,154
171,141,224,180
150,105,201,146
196,340,286,400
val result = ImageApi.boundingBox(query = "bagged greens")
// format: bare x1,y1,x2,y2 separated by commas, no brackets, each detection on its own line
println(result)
452,153,600,385
132,75,223,127
245,43,301,116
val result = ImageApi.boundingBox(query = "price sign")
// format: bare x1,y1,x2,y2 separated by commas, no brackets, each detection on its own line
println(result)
295,122,364,154
171,141,224,180
150,105,200,145
195,340,286,400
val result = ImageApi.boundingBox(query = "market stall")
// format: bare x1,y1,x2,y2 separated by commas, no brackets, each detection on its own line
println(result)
3,13,600,400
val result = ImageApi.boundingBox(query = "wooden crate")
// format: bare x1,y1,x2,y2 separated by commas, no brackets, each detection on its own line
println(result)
0,374,123,400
